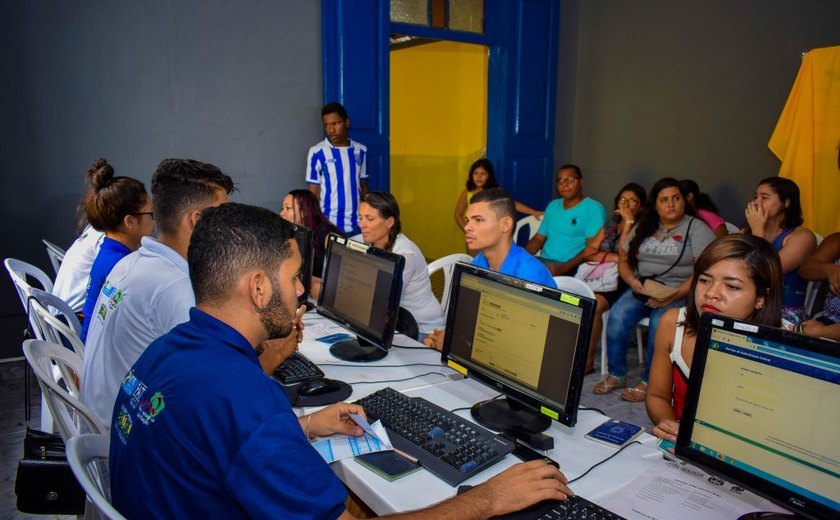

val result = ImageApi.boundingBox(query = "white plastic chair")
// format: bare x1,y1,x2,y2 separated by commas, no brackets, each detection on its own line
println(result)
803,280,824,319
724,221,740,234
22,339,105,442
42,239,67,276
514,215,542,246
29,288,85,359
67,434,127,520
551,276,611,374
428,253,473,314
5,257,55,332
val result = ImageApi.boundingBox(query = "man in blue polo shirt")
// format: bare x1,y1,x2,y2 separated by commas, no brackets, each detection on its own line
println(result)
526,164,606,276
110,203,571,519
424,188,555,350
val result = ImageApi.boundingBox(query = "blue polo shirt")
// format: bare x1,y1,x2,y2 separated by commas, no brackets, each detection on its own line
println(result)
110,308,347,519
81,237,131,341
472,243,557,288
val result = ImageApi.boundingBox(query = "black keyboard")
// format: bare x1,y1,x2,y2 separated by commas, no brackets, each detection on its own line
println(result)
492,495,626,520
355,387,515,486
273,351,325,384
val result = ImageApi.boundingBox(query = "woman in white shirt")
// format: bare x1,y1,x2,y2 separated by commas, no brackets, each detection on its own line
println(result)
353,192,444,337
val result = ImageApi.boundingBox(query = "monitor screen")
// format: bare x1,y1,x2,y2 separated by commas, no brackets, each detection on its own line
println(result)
676,313,840,520
441,263,596,430
317,234,404,362
294,224,313,305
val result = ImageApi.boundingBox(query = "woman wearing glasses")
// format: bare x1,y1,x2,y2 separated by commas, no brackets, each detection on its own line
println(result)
580,182,647,374
79,159,154,341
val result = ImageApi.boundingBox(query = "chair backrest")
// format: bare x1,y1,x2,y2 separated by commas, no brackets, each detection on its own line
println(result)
29,289,85,358
66,434,127,520
5,257,55,334
395,306,420,341
803,280,824,319
22,339,105,441
724,221,740,234
42,239,67,276
552,276,596,300
427,253,473,315
514,215,542,246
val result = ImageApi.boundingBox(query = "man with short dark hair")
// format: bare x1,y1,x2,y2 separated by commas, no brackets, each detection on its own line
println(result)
110,202,572,519
306,102,368,234
526,165,606,275
424,188,555,349
81,158,234,425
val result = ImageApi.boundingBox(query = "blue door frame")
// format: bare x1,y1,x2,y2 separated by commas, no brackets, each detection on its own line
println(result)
321,0,559,210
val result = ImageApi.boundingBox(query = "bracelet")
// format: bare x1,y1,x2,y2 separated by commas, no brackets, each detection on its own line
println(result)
795,322,805,334
625,220,635,225
305,414,314,440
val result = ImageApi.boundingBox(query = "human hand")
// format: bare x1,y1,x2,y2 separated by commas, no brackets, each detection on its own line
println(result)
616,206,635,223
423,328,445,352
472,460,572,517
631,278,645,294
534,211,544,219
826,264,840,295
308,402,367,438
744,200,767,233
652,419,679,443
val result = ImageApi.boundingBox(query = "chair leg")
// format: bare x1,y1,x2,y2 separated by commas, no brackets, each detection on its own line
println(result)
635,324,644,364
600,310,609,376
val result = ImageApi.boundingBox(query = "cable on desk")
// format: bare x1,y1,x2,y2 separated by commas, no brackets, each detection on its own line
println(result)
578,406,606,416
449,394,503,413
348,371,449,385
567,440,642,484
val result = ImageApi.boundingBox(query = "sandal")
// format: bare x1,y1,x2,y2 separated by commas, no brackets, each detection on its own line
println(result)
593,375,626,395
620,383,648,402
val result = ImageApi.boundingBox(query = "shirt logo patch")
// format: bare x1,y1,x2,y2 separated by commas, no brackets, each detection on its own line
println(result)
116,405,133,444
102,282,116,298
120,370,140,396
136,391,165,425
97,303,107,321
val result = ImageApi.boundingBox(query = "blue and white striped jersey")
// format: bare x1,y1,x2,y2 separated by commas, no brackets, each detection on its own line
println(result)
306,138,368,233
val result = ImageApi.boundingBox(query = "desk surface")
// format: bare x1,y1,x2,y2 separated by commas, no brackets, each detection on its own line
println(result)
297,312,664,515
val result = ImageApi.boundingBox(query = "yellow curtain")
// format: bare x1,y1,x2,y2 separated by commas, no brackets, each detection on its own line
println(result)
768,45,840,237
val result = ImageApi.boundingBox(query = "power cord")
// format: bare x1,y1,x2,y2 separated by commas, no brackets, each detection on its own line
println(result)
568,440,642,484
348,371,449,385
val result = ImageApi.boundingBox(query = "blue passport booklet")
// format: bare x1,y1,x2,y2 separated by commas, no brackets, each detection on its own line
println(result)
584,419,644,448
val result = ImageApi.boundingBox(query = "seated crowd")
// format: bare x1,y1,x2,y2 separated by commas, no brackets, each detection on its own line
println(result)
41,106,836,518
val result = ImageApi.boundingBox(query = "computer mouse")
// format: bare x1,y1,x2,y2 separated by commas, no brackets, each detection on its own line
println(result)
298,378,342,397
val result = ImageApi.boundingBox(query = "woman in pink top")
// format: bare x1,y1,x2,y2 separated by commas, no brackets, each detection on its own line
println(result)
646,235,782,445
680,179,727,237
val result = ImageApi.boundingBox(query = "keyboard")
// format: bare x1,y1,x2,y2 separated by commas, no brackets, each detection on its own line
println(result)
355,387,515,486
273,351,325,384
487,495,626,520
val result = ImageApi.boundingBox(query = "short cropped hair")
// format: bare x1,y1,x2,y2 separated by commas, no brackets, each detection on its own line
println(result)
151,159,235,236
321,102,348,120
557,164,582,179
188,203,296,306
471,187,516,226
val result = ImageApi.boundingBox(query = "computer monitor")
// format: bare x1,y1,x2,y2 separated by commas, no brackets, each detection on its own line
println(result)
293,224,314,306
676,313,840,520
317,234,404,362
441,263,596,431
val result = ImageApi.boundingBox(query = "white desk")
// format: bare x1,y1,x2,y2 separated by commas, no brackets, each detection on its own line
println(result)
296,311,665,516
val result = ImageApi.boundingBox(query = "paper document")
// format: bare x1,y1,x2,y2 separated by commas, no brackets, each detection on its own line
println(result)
312,416,393,464
598,460,789,520
304,321,347,340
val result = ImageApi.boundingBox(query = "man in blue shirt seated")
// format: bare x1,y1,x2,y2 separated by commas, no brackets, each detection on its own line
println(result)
424,188,555,350
526,164,606,276
110,202,572,519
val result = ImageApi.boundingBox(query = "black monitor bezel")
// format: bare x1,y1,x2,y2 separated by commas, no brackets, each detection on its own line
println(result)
294,224,314,303
440,263,596,428
316,234,405,353
675,312,840,520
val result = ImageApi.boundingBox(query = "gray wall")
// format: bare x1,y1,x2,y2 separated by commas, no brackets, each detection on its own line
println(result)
555,0,840,223
0,1,322,351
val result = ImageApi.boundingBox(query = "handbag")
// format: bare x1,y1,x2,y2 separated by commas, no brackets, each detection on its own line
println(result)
14,357,86,514
632,218,695,302
575,253,619,292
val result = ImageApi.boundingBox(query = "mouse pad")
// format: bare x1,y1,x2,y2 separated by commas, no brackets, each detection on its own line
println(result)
284,380,352,407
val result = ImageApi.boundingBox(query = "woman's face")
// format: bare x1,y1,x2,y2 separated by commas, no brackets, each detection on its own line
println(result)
472,167,490,189
279,194,301,225
694,259,764,320
358,202,393,249
655,187,685,225
617,190,644,217
752,183,786,219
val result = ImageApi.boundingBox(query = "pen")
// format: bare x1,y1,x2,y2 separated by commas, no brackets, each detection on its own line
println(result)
392,448,419,464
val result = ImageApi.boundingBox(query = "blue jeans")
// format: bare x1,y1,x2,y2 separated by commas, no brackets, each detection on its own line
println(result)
605,288,684,383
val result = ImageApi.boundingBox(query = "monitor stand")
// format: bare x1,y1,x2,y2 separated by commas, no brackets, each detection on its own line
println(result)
471,398,550,433
330,336,387,362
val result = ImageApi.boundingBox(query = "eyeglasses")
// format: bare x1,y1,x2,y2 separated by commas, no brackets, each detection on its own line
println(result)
618,197,640,206
556,176,580,186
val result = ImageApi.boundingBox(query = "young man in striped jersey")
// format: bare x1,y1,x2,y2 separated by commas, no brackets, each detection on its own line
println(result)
306,102,368,235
